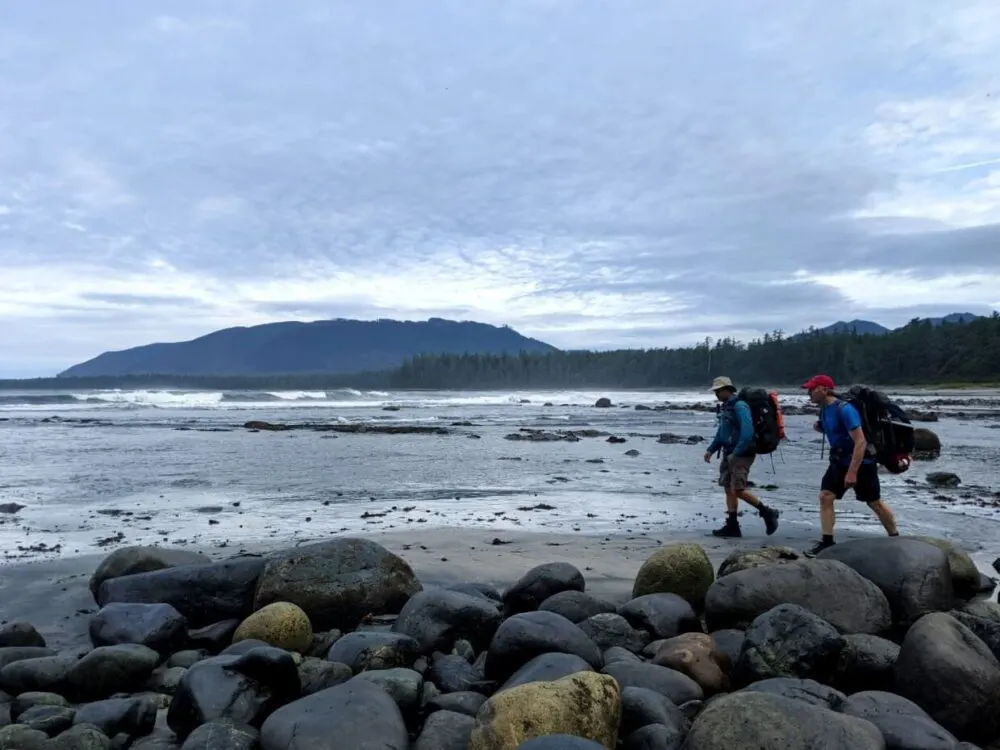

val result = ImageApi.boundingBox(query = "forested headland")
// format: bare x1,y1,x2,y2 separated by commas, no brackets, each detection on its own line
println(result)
3,314,999,391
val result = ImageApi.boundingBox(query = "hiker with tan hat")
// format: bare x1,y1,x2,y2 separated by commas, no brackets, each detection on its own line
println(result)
704,376,780,538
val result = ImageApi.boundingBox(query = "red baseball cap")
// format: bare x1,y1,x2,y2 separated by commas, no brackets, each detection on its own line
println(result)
802,374,835,390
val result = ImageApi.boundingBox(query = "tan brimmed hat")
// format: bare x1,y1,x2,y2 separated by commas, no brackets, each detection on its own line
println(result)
709,376,735,392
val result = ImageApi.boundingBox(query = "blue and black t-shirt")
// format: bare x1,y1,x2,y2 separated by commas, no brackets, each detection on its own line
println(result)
820,400,873,465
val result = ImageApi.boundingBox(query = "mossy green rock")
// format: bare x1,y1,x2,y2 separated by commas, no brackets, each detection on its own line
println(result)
632,542,714,606
909,536,980,597
233,602,313,653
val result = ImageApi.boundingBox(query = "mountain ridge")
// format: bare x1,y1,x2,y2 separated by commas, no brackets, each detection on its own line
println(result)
58,317,558,378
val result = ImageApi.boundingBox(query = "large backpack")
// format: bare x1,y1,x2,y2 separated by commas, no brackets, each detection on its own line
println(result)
735,386,785,455
839,385,915,474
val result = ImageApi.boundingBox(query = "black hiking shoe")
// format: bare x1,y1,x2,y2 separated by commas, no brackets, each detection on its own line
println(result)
711,519,742,538
809,538,835,555
759,506,780,536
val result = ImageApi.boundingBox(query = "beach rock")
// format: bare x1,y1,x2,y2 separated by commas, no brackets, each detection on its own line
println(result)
73,696,157,738
146,665,187,694
187,620,241,653
414,709,475,750
962,598,1000,623
708,629,744,668
167,646,300,740
98,557,265,628
831,634,900,694
579,614,650,654
894,612,1000,744
908,536,982,598
430,652,489,694
516,737,609,749
632,543,714,608
167,651,207,669
740,677,846,710
652,633,731,695
468,671,620,750
949,609,1000,660
0,648,55,672
618,594,701,640
49,723,115,750
447,582,503,603
326,631,420,673
600,661,703,705
253,538,421,631
0,655,72,695
356,667,423,715
913,428,941,459
595,398,612,408
232,602,312,653
704,558,892,635
716,546,803,578
619,685,689,738
603,646,642,665
622,723,685,750
539,591,617,623
259,678,409,750
18,704,76,735
296,657,352,696
89,603,188,654
738,603,845,685
0,724,49,749
427,690,488,716
839,690,959,750
11,693,69,721
63,645,160,702
221,639,271,656
483,611,603,683
926,472,961,488
0,624,45,650
817,537,954,629
392,588,503,654
684,691,884,749
89,546,212,601
502,563,586,617
500,653,594,692
179,720,259,750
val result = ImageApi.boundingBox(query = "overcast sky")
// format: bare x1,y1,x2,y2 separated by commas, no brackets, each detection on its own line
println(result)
2,1,999,377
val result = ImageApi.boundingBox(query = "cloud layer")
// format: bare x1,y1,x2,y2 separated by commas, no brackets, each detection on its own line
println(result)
2,1,999,375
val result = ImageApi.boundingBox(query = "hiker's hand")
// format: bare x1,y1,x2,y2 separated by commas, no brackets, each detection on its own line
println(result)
845,469,858,488
703,451,712,463
813,421,822,433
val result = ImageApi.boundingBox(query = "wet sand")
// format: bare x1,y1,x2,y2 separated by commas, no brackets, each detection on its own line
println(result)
2,524,995,652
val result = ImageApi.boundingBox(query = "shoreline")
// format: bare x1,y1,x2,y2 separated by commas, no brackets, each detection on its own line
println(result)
2,525,995,652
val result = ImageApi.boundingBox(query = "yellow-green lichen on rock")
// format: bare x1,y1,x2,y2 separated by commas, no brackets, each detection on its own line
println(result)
467,671,621,750
908,535,981,597
632,542,715,605
232,601,313,653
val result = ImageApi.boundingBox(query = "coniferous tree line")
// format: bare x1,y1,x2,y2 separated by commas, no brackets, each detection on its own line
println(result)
2,314,998,391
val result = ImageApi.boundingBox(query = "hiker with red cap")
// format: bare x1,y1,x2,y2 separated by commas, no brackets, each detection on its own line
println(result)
704,376,781,538
803,374,899,553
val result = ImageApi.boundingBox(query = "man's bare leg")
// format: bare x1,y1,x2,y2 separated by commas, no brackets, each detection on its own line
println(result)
867,499,898,536
820,490,836,537
737,489,760,508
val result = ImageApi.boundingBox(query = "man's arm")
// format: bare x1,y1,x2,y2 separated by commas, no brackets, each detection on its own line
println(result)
732,401,754,456
705,411,726,455
841,403,867,478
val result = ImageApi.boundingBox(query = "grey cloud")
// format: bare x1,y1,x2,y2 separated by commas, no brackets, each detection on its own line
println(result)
1,0,999,374
78,292,205,307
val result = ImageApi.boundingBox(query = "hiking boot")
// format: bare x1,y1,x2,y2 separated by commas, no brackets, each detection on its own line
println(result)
759,506,780,536
711,518,742,538
809,538,835,555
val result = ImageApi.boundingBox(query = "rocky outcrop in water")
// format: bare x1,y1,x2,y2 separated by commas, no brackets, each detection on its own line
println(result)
0,534,996,749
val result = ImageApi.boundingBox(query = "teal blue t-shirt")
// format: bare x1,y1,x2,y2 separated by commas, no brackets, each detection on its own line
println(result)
820,400,872,465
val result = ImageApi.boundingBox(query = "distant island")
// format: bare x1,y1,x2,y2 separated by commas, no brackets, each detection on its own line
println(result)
2,311,997,390
58,318,558,378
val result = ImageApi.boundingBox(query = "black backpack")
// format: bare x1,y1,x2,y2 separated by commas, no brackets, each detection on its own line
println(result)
735,386,784,455
839,385,915,473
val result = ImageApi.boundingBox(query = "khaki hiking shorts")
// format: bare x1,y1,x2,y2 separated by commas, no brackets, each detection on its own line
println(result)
719,454,754,491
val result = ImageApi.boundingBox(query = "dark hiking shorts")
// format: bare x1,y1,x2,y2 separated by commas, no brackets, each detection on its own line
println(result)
719,454,754,491
822,461,881,504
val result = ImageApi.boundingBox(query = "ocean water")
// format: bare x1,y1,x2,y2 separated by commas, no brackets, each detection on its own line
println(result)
1,387,998,567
